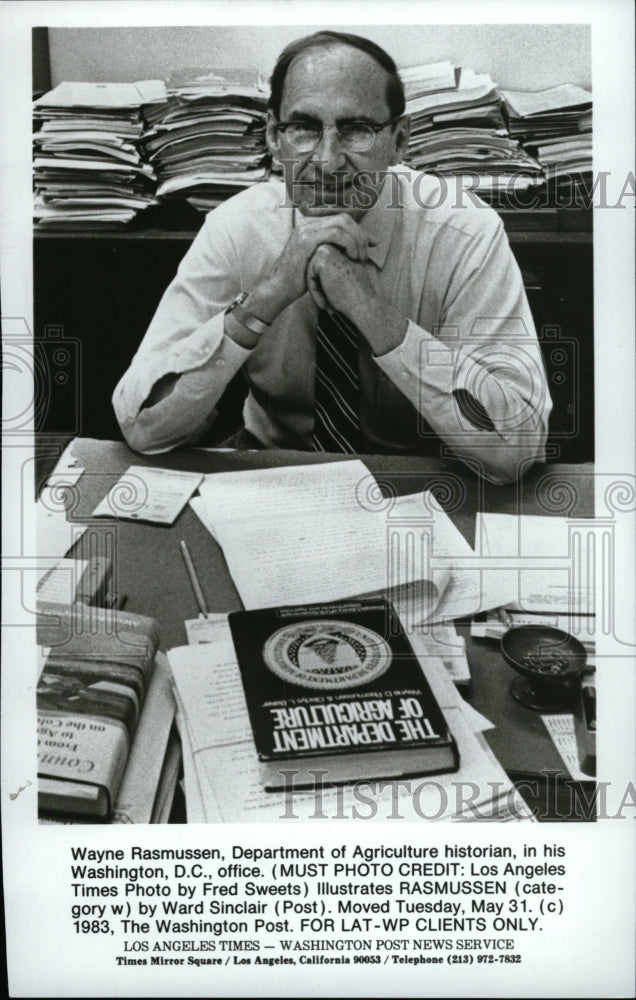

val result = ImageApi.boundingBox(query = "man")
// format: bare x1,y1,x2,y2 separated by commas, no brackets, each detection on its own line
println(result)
113,31,551,484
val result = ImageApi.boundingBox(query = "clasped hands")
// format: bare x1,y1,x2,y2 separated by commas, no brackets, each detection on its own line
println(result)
242,213,407,355
258,213,378,325
304,219,377,319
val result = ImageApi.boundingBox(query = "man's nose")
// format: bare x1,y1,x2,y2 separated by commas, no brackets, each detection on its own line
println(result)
310,126,347,173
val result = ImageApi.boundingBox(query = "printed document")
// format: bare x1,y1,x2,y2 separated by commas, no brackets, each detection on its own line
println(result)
92,466,203,525
476,513,595,615
196,461,470,621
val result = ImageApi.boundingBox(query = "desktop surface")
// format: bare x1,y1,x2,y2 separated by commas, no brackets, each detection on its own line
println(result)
46,438,596,820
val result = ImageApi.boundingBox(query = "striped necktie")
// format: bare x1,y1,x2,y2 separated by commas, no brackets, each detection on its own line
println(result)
312,309,361,453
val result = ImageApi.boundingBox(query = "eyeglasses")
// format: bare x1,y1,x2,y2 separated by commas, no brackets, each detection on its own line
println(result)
274,116,402,154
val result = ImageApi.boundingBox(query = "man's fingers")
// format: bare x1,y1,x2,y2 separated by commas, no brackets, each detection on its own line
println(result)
299,214,376,260
326,217,376,258
332,228,365,261
308,284,330,310
306,257,330,310
301,225,360,261
276,213,373,306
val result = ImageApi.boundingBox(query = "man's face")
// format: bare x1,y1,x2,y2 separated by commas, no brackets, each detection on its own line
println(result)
267,44,409,219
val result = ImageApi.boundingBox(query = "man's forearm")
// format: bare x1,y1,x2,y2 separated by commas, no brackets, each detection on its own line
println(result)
347,293,409,357
373,319,551,484
224,275,296,349
113,314,252,453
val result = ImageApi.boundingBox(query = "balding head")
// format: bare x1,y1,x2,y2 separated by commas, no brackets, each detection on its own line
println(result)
268,31,405,121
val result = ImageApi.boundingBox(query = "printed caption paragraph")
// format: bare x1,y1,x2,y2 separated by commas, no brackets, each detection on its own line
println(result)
68,841,570,969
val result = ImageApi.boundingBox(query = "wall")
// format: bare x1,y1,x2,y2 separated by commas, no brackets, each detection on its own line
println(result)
47,24,591,91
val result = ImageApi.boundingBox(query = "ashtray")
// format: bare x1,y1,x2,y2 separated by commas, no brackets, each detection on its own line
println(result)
500,625,588,711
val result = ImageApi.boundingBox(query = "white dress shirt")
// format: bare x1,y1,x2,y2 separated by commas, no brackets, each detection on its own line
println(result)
113,168,551,483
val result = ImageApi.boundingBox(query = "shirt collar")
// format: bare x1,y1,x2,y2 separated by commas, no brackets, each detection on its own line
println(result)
359,171,398,270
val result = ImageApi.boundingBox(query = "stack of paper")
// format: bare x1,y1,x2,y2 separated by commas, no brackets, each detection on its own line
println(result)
475,512,596,619
191,459,524,631
33,81,165,228
527,133,592,176
405,127,543,196
167,617,534,823
193,460,472,626
112,654,180,824
400,60,459,99
404,67,502,133
500,84,592,139
402,66,543,201
141,68,268,212
500,84,592,203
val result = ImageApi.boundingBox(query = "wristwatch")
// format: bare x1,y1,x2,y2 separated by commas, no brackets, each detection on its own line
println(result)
225,291,271,337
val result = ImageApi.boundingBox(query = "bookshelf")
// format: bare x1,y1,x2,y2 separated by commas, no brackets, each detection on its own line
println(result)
33,205,593,461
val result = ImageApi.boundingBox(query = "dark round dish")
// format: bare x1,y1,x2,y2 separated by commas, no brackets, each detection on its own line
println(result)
500,625,588,711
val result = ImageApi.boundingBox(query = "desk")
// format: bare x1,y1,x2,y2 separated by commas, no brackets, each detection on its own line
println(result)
57,438,596,821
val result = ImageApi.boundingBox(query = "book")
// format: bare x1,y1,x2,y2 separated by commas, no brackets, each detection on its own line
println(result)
38,655,178,826
167,617,532,822
228,598,459,791
36,604,160,820
111,654,178,824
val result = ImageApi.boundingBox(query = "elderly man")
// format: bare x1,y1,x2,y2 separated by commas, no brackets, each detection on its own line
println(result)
113,30,551,484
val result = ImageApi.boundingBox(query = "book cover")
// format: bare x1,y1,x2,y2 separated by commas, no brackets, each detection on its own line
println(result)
36,605,160,820
228,598,459,790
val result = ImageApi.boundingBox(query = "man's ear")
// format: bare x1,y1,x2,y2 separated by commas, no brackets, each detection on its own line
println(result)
391,115,411,165
266,110,282,161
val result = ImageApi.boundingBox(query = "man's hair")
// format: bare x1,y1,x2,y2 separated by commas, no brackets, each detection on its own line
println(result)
268,31,406,120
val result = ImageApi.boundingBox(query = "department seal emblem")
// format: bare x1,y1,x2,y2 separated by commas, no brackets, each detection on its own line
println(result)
263,619,393,689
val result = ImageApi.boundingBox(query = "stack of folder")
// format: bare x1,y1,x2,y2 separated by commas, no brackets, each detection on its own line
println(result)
405,127,543,195
402,64,543,202
500,84,593,204
400,59,459,99
140,68,269,212
33,80,165,228
404,64,504,136
32,69,593,223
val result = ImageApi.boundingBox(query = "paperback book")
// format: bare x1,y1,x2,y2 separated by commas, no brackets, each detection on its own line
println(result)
36,603,160,820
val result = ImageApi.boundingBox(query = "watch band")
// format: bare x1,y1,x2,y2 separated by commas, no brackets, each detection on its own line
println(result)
225,292,271,337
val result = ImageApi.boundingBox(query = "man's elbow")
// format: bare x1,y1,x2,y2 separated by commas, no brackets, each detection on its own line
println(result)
113,387,217,455
469,389,551,484
112,386,172,455
115,411,172,455
478,431,547,486
120,422,168,455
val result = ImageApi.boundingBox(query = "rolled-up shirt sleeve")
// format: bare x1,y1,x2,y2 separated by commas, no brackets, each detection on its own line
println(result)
112,212,251,454
374,215,552,484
